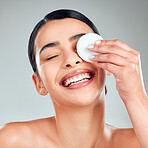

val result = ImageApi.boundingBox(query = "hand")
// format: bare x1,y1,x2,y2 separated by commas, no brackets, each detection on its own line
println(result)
89,39,147,103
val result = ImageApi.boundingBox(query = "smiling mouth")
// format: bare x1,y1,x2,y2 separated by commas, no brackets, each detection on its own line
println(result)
62,72,94,88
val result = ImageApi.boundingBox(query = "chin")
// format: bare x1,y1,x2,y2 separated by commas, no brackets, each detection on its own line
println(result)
68,87,103,106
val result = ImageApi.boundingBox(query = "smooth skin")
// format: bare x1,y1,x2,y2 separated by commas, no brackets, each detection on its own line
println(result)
0,18,147,148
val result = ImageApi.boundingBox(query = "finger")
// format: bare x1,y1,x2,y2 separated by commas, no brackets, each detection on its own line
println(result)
88,44,139,64
95,62,122,78
90,54,128,66
92,39,139,56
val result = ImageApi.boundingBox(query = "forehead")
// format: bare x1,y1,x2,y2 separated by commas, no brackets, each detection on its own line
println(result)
34,18,93,51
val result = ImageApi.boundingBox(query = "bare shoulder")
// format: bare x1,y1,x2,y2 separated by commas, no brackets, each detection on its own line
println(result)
0,122,33,148
111,127,141,148
0,116,57,148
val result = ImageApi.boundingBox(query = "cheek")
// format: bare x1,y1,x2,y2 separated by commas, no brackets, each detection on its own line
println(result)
40,62,60,90
96,68,106,88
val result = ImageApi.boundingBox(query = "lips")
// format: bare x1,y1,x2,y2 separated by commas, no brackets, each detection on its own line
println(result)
60,69,94,87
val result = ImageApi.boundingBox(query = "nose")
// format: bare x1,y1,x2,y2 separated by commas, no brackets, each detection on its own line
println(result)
63,52,83,68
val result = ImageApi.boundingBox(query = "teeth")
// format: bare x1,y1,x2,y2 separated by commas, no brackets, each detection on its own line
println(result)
63,72,92,87
69,79,89,87
82,74,86,79
70,78,73,83
73,76,77,81
65,81,69,86
78,75,82,81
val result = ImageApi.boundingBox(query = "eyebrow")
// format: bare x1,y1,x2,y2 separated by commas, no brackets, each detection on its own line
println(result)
69,33,86,41
39,33,86,55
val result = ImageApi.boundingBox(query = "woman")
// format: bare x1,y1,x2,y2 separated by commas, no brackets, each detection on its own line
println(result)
0,9,148,148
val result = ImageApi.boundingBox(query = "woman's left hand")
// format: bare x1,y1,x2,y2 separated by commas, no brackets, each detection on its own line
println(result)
89,39,147,103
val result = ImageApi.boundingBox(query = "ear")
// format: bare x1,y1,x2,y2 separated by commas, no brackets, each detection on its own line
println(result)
32,73,48,96
107,70,112,76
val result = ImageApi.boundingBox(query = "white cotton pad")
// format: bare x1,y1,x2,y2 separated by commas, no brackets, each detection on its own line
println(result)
77,33,103,62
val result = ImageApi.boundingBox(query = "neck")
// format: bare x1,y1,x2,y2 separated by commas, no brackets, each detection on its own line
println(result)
52,93,109,148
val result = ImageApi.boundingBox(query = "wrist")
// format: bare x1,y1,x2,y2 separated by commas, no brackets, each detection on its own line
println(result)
123,91,148,105
123,92,148,113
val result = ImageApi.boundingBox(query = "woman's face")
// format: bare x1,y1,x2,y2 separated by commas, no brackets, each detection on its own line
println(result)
34,18,106,107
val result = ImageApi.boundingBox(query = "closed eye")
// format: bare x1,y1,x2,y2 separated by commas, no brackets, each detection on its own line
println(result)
46,55,58,61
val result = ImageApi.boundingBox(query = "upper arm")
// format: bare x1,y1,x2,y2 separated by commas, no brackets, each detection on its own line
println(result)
112,128,142,148
124,129,141,148
0,124,18,148
0,123,31,148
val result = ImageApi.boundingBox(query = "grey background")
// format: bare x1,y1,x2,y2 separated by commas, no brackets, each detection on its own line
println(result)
0,0,147,128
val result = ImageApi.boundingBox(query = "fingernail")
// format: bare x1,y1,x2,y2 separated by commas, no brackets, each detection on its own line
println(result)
95,40,101,45
89,55,95,59
88,44,94,49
